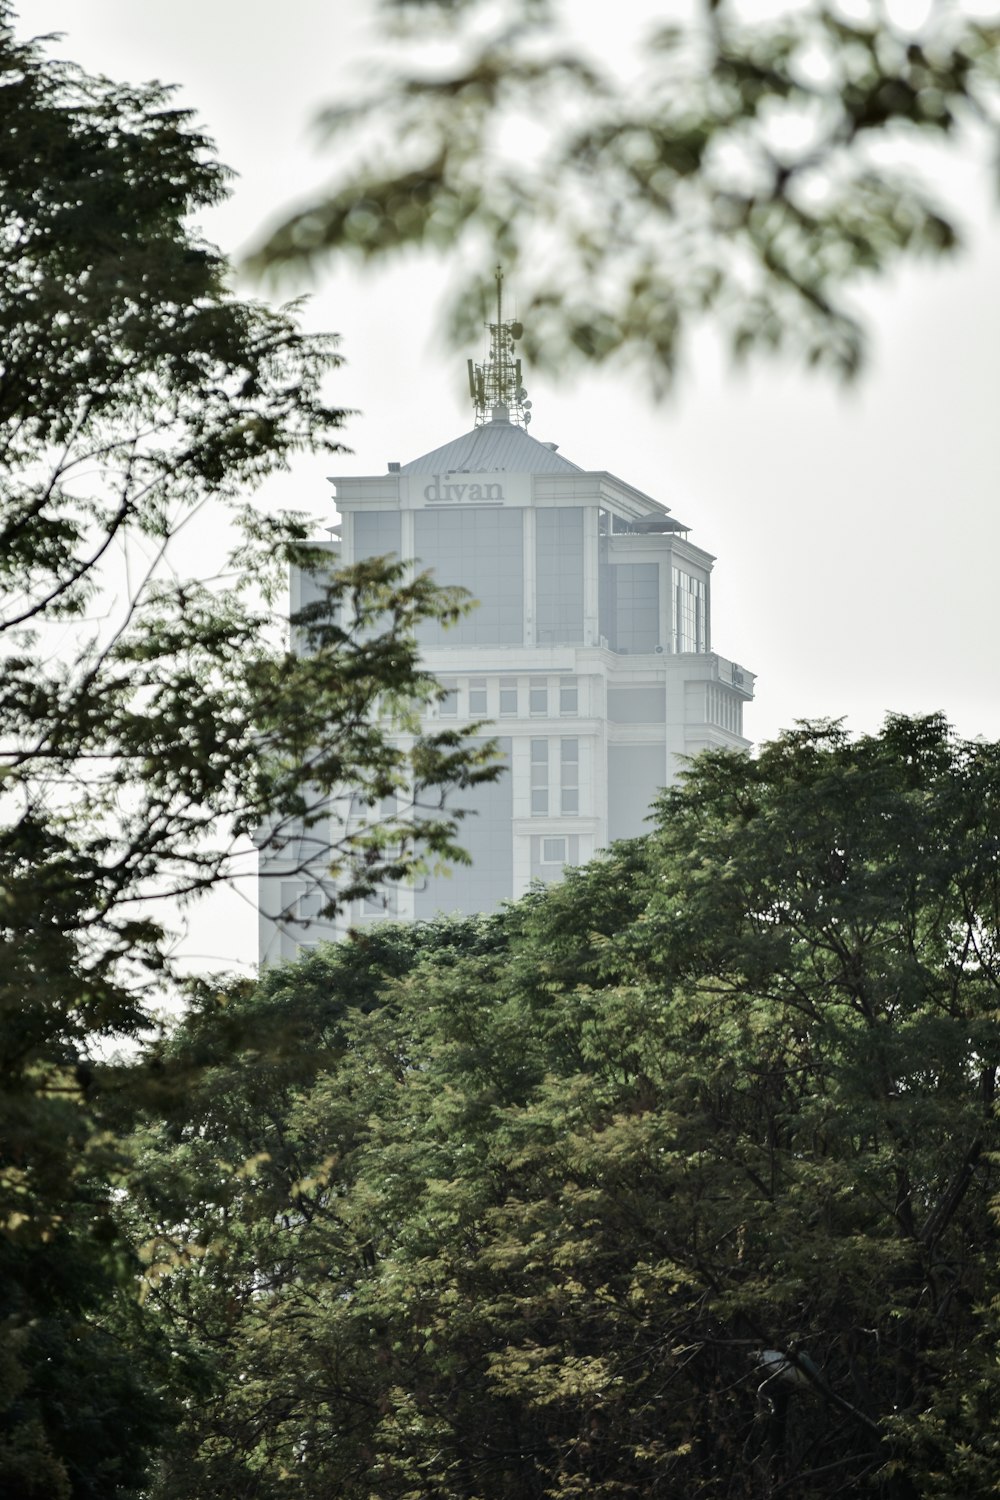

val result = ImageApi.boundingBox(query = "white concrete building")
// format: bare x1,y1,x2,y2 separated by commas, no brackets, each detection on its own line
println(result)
258,309,754,963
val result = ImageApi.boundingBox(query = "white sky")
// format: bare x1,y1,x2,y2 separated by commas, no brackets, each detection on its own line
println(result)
14,0,1000,970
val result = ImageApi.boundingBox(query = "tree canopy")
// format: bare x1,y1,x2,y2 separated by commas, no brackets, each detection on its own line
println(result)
136,714,1000,1499
0,8,491,1492
254,0,1000,385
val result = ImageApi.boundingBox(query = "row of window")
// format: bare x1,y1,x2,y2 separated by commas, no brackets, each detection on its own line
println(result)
357,833,576,918
351,509,710,653
707,683,743,735
439,676,579,719
289,828,578,933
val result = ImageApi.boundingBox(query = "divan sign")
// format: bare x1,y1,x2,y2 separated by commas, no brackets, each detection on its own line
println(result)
423,473,504,503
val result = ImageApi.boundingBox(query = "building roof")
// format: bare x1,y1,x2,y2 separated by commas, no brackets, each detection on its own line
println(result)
399,407,581,475
389,404,691,532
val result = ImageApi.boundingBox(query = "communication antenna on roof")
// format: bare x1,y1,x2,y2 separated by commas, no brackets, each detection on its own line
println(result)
467,265,532,429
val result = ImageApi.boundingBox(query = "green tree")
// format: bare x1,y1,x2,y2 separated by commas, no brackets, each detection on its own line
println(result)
125,918,506,1500
139,715,1000,1498
254,0,1000,383
0,8,492,1493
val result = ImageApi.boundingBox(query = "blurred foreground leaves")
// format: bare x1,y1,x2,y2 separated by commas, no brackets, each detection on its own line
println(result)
254,0,1000,385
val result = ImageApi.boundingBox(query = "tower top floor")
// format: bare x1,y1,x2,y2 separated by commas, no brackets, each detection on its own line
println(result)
256,291,755,961
333,404,695,542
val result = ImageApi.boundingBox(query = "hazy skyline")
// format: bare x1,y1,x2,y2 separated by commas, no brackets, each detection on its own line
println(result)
16,0,1000,966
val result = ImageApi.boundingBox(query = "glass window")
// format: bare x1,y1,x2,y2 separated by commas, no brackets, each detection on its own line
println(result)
353,510,402,561
499,678,518,716
559,678,578,716
560,737,579,815
529,683,548,716
536,507,585,644
600,559,661,654
619,563,660,653
411,738,514,919
530,738,549,815
468,678,488,715
292,552,339,648
415,509,524,646
439,678,458,716
672,567,707,653
542,837,567,863
362,888,398,916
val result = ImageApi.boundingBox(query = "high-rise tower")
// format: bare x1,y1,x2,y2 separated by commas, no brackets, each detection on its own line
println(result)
258,281,754,963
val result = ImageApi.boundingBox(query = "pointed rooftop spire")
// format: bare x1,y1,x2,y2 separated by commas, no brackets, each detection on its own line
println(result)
467,266,533,429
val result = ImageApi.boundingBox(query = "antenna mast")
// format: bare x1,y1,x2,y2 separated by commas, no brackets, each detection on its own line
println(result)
467,266,532,428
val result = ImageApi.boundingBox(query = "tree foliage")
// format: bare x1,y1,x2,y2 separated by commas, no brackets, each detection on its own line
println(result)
138,715,1000,1498
0,9,492,1492
254,0,1000,383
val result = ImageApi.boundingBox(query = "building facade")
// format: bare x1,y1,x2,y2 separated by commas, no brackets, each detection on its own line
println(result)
258,318,754,964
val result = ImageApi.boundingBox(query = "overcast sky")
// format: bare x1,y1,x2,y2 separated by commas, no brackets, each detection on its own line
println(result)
15,0,1000,967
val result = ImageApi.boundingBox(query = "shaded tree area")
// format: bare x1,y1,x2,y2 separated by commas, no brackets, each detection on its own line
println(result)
136,714,1000,1499
0,8,492,1493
